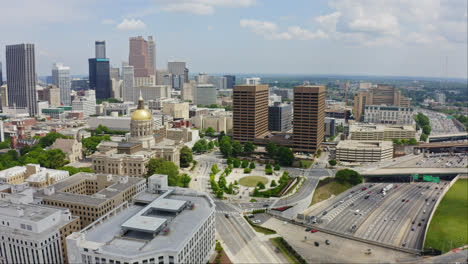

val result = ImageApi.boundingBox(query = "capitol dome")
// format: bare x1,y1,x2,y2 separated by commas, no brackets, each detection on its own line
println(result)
131,95,152,121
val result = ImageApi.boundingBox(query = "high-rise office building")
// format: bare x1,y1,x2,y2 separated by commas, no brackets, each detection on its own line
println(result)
293,85,325,153
6,43,38,116
245,77,261,85
122,62,135,102
110,67,120,81
1,84,8,110
129,36,152,77
353,91,372,122
0,61,3,85
95,40,106,59
148,36,156,74
168,61,186,75
89,41,111,99
218,76,228,90
268,102,292,132
52,63,71,105
233,84,269,142
195,84,217,105
223,75,236,89
37,85,61,107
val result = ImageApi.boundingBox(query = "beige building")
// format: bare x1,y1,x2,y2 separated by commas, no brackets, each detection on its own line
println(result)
1,84,8,108
134,75,156,87
192,113,233,132
51,138,83,163
158,126,200,144
349,124,416,140
37,84,61,107
162,101,189,120
182,80,196,102
336,140,393,163
35,172,146,229
0,164,70,186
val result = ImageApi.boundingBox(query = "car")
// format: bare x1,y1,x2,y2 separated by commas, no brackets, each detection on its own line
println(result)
194,178,197,181
368,191,372,194
334,204,338,208
311,216,316,220
322,211,328,216
384,218,387,221
305,228,312,232
351,191,355,194
362,187,367,191
350,203,355,206
402,199,405,202
314,242,319,247
411,228,415,231
253,220,261,224
435,187,438,189
394,185,398,188
418,186,421,188
426,186,430,189
418,223,422,226
225,214,230,218
432,199,436,202
311,229,318,233
412,221,415,224
422,218,425,222
425,198,428,202
406,200,410,203
263,204,269,207
248,215,255,219
325,240,331,245
402,243,406,247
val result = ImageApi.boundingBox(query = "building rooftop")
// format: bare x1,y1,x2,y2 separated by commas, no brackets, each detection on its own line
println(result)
337,140,393,150
0,166,26,179
349,124,415,132
77,189,214,258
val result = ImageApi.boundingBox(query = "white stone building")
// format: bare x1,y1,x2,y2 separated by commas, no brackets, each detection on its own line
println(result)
52,63,71,105
364,105,414,125
336,140,393,163
72,90,96,118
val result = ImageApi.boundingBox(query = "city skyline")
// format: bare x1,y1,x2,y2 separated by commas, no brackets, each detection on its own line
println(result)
0,0,466,78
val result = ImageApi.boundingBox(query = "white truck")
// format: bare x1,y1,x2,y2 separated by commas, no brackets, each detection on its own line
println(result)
382,184,394,193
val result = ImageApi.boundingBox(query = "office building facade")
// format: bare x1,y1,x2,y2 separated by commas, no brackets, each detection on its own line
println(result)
129,36,152,77
224,75,236,89
233,84,269,142
89,58,111,99
364,105,414,125
95,40,106,59
72,90,96,118
195,84,217,106
52,63,71,105
268,102,292,132
122,63,135,102
37,85,61,107
293,85,325,153
6,43,38,116
148,36,156,75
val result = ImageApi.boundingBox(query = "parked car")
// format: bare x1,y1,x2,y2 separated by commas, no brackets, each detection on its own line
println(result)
225,214,229,218
311,229,318,233
305,228,312,232
314,241,319,247
325,240,331,245
248,215,254,219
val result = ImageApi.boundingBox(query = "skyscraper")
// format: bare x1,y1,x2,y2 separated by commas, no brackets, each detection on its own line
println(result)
110,67,120,81
195,84,217,105
129,36,152,77
147,36,156,74
95,40,106,59
0,61,3,85
232,84,269,143
223,75,236,89
293,85,325,154
168,61,187,90
268,102,292,132
122,62,135,102
89,41,111,99
52,63,71,105
6,43,38,116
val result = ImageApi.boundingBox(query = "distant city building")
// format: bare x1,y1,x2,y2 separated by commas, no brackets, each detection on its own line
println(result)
168,61,186,75
72,90,96,118
148,36,156,75
52,63,71,105
324,117,336,137
70,78,89,91
233,84,269,142
218,76,228,90
182,81,196,102
336,140,393,163
364,105,414,125
6,43,38,116
122,63,135,103
0,61,3,85
271,87,293,101
268,102,292,132
435,92,446,104
224,75,236,88
89,41,111,99
245,77,261,85
168,61,186,89
134,85,171,104
353,91,372,122
359,82,372,89
293,85,325,154
348,124,416,140
192,112,233,133
155,69,169,85
129,36,153,77
162,101,189,120
110,67,120,80
95,40,106,59
195,84,217,106
66,175,215,264
1,84,8,109
195,72,214,85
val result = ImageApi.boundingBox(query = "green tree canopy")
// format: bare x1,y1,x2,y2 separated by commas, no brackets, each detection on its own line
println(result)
243,141,256,155
277,146,294,166
205,127,215,137
146,158,180,186
266,142,278,157
328,159,337,166
180,146,193,168
39,132,72,148
232,141,243,157
335,169,362,185
82,135,111,155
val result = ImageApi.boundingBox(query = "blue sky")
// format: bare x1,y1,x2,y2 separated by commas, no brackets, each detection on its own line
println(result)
0,0,467,78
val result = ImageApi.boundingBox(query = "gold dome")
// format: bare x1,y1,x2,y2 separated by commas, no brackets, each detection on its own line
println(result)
131,109,152,121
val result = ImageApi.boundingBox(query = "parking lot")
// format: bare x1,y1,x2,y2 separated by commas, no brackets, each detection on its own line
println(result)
306,181,448,250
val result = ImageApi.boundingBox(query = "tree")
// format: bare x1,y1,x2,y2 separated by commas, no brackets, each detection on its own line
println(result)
233,159,241,168
317,149,322,157
265,163,272,170
208,141,215,150
408,138,418,145
277,146,294,166
218,131,226,142
266,142,278,158
216,189,224,199
241,160,249,168
335,169,362,185
59,166,93,176
20,146,32,156
146,158,180,186
82,135,111,155
244,168,251,173
205,127,215,137
249,162,256,169
257,182,265,189
39,132,71,148
192,140,207,153
180,174,192,188
274,164,280,171
420,133,428,142
219,138,232,157
253,187,260,196
270,180,277,187
328,159,337,166
243,141,256,155
227,157,233,165
232,141,243,157
0,138,11,149
180,146,193,168
422,125,431,135
392,138,402,145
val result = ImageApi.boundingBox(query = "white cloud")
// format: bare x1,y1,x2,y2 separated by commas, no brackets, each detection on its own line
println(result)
155,0,256,15
116,19,147,31
240,19,328,41
101,19,116,25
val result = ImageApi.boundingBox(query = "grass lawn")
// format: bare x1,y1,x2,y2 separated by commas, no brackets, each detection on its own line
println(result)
424,179,468,253
269,237,302,264
239,176,268,187
310,180,353,206
300,160,313,168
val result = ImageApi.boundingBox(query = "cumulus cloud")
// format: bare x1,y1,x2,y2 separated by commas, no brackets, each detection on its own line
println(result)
156,0,256,15
116,19,147,31
240,19,328,41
